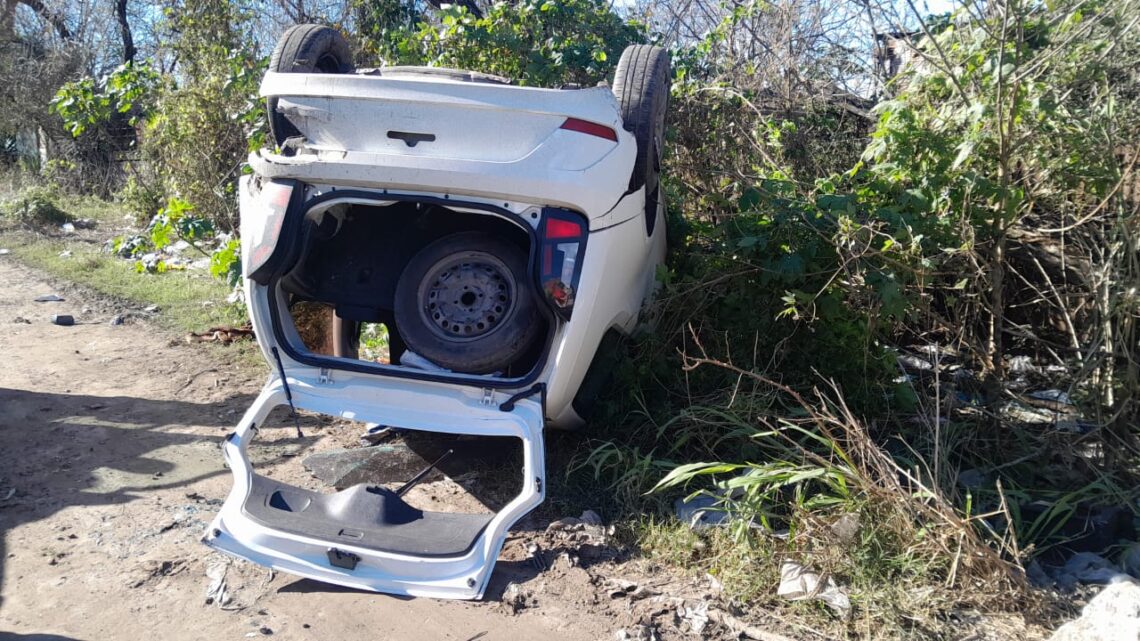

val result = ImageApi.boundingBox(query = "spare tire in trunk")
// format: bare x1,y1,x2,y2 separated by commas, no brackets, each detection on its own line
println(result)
393,232,540,374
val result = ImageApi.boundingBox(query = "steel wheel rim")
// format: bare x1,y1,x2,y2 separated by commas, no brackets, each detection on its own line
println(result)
417,252,516,343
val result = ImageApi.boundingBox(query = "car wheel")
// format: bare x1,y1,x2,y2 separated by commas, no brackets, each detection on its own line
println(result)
393,232,541,374
612,44,670,235
267,24,354,147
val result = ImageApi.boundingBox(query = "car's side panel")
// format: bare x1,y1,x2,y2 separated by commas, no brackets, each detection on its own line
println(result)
541,196,666,425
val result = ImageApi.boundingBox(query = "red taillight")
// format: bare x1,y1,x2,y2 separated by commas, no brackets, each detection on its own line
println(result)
244,179,295,281
538,209,589,320
560,118,618,142
545,217,582,239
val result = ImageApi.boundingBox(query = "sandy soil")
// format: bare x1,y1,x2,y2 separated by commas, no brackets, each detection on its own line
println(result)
0,257,712,641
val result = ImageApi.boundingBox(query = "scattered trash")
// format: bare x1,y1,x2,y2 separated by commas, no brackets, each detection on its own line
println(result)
58,250,72,258
674,493,733,529
143,304,159,313
109,315,124,326
1040,552,1134,588
776,561,851,615
500,581,531,614
185,325,255,345
400,349,451,373
1049,579,1140,641
1029,389,1072,405
706,608,799,641
51,314,74,326
359,424,398,447
606,578,639,598
0,248,9,255
705,573,724,594
34,294,65,302
897,353,935,371
829,512,860,544
60,222,76,233
614,624,658,641
204,557,233,607
527,542,547,571
677,600,709,634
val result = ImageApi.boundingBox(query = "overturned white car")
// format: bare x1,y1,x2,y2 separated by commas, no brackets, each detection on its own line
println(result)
204,24,670,599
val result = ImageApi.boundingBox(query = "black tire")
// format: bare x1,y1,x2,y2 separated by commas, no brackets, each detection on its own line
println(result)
267,24,354,147
393,232,541,374
612,44,670,234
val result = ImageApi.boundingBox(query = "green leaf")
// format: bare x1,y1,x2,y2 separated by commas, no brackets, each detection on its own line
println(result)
738,187,762,211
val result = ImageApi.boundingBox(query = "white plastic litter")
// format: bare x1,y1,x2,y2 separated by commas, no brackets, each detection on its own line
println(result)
399,349,451,373
204,557,232,607
776,561,850,615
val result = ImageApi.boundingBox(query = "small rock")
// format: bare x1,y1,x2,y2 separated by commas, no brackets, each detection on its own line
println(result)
144,304,159,313
13,316,30,324
58,250,71,258
259,627,273,636
0,248,9,255
580,510,604,526
73,218,96,230
547,517,584,532
60,222,76,233
109,315,124,326
830,512,860,544
1049,579,1140,641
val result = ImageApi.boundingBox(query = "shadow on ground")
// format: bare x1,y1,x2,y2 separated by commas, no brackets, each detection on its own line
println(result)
0,388,260,613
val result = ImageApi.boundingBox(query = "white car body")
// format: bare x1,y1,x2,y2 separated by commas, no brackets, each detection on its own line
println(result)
205,67,665,599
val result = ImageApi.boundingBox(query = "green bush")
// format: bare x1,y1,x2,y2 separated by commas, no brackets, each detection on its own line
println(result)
1,184,72,227
365,0,644,86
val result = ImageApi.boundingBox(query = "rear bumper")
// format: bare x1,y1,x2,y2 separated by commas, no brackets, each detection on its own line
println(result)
203,379,545,599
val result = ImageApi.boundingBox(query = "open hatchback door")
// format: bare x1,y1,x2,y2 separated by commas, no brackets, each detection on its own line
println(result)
204,24,669,600
204,370,544,599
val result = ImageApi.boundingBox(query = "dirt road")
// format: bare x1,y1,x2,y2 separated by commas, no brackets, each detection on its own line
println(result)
0,258,642,641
